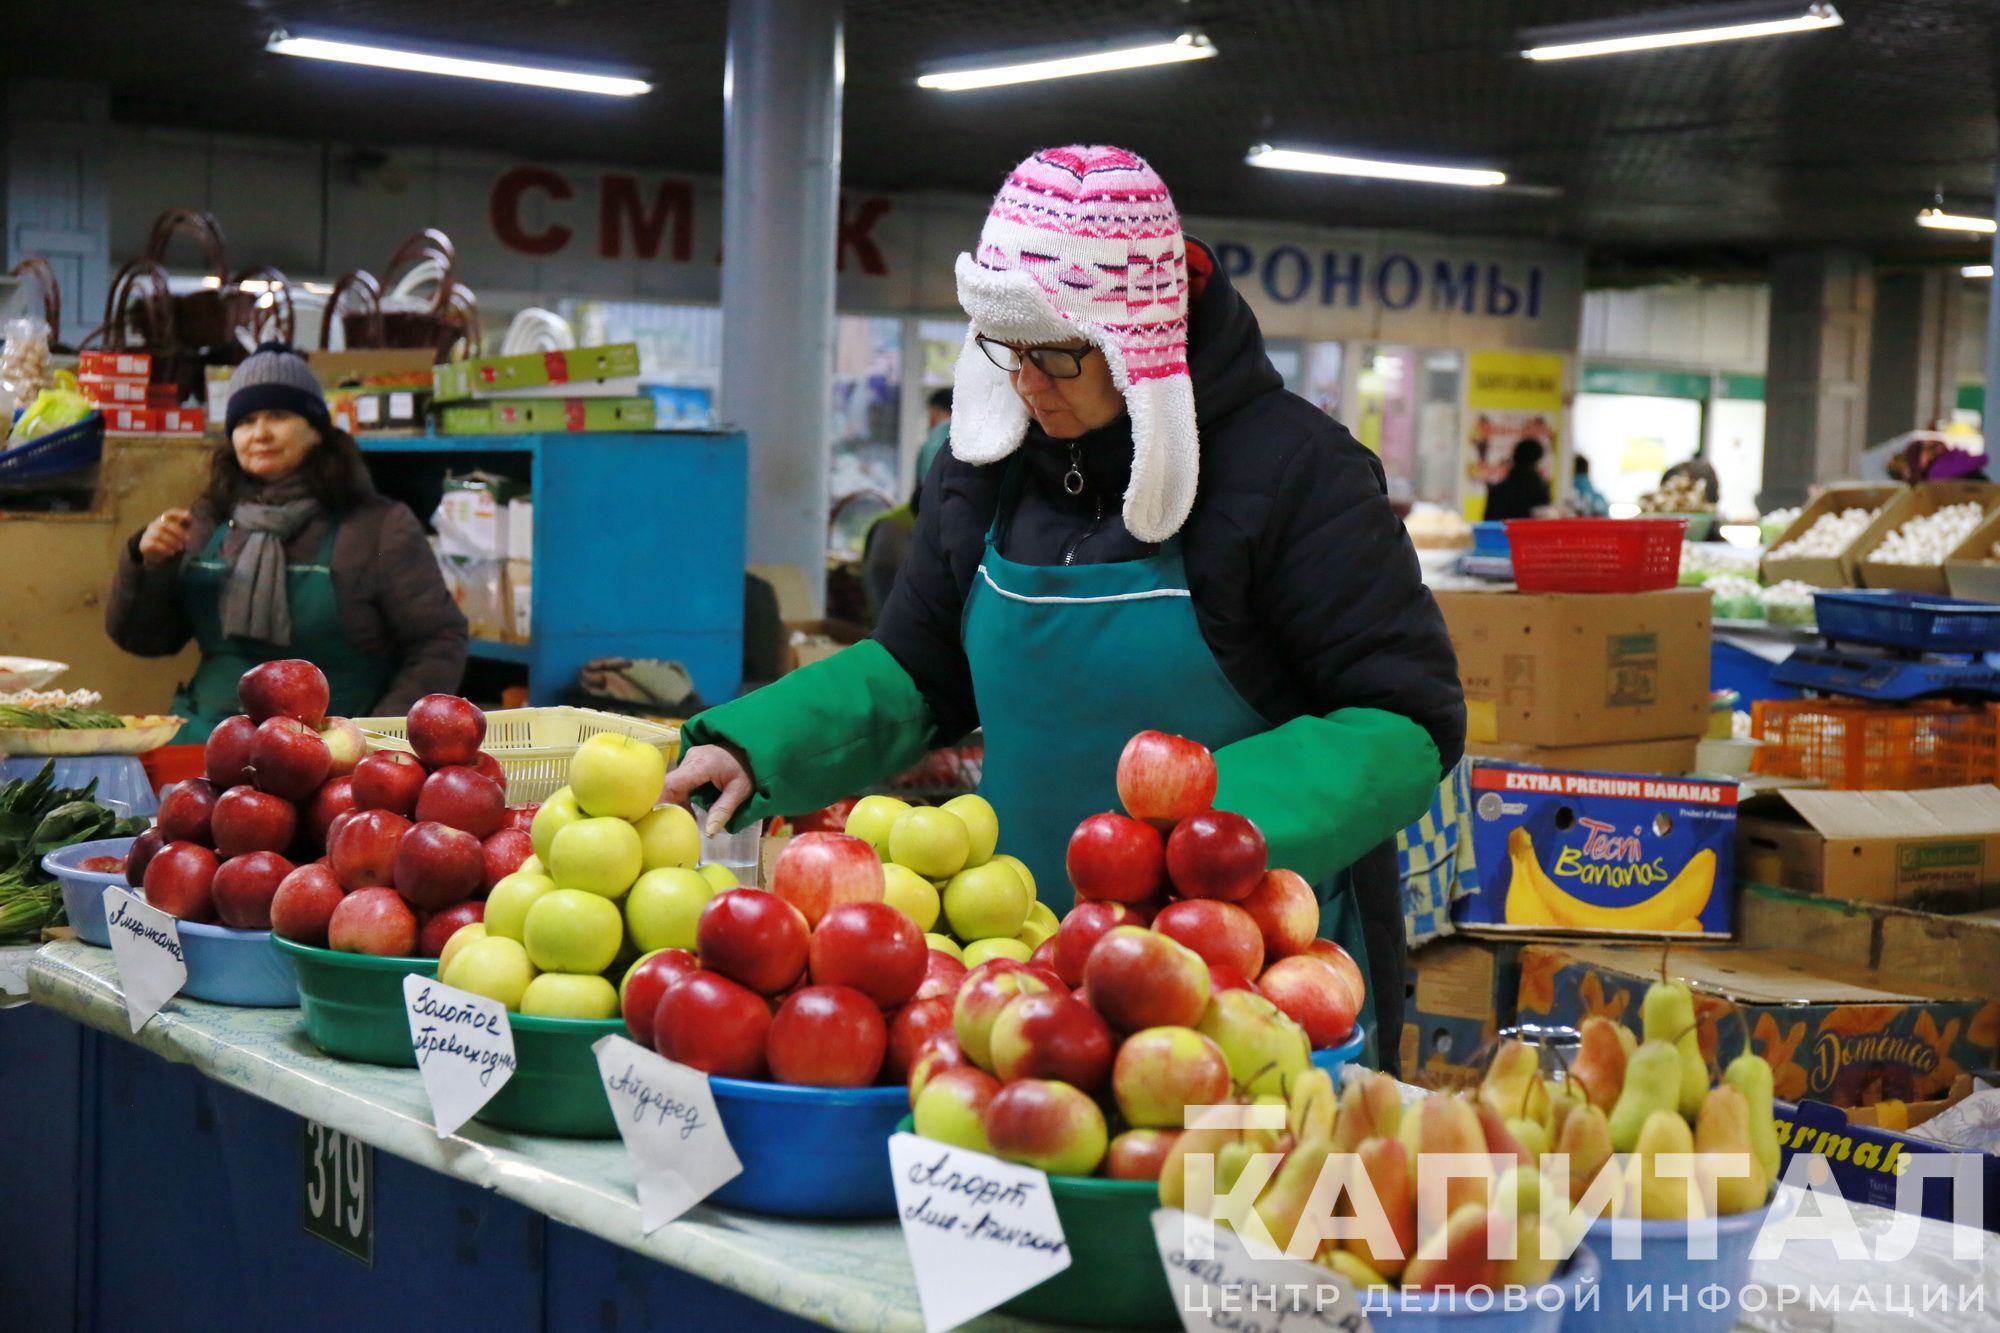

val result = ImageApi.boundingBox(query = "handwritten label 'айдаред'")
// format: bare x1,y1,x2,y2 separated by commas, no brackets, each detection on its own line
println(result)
591,1034,742,1232
402,974,515,1137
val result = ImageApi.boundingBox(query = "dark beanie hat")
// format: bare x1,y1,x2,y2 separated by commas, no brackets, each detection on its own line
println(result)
226,342,332,436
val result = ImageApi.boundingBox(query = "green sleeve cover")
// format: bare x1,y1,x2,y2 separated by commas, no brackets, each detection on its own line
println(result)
678,639,940,829
1212,707,1442,887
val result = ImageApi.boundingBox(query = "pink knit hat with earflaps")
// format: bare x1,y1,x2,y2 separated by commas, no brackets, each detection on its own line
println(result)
951,145,1199,542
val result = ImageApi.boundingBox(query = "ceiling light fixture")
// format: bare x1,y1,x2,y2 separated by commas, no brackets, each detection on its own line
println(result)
1246,145,1507,189
1918,208,1998,234
1522,1,1840,61
267,31,651,97
917,32,1215,90
1964,265,1994,279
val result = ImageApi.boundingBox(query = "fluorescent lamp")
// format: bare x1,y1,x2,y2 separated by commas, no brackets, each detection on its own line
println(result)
1919,208,1997,234
917,33,1215,90
1965,265,1995,279
1523,2,1840,61
267,31,650,97
1246,145,1506,189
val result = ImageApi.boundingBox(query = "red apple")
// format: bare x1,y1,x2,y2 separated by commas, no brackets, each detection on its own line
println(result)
696,887,810,996
808,900,926,1007
414,766,505,839
914,1065,1000,1144
1024,964,1068,996
1257,955,1360,1047
1301,939,1367,1011
1104,1128,1180,1182
1111,1024,1232,1128
471,751,508,791
652,969,772,1078
350,751,426,816
886,996,956,1082
329,808,411,891
305,776,357,850
212,850,295,929
1082,926,1212,1032
911,948,968,1002
211,785,299,859
417,900,485,957
790,797,858,835
270,862,346,946
982,1079,1108,1176
770,832,884,928
204,714,259,787
394,821,484,911
239,658,329,727
988,990,1114,1091
621,948,700,1047
1165,810,1267,902
246,718,331,801
907,1038,969,1106
1242,868,1319,961
951,961,1051,1071
501,804,539,832
1152,898,1266,980
405,693,485,768
327,886,418,956
1208,963,1258,995
1065,812,1166,904
480,828,534,893
323,810,358,854
1116,730,1218,827
316,716,367,778
157,778,220,846
142,841,220,922
1050,901,1149,988
1030,937,1058,969
767,984,888,1087
123,827,166,887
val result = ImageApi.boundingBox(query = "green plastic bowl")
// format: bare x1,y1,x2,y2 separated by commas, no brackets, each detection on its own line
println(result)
476,1013,624,1138
271,935,437,1067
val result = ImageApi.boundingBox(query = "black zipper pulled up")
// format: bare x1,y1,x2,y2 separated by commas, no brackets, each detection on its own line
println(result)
1060,441,1104,566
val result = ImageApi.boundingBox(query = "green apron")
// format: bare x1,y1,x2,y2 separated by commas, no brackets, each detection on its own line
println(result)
961,462,1379,1051
170,521,395,742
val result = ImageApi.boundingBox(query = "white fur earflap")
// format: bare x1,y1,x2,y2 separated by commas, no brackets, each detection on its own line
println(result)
1089,333,1200,542
948,325,1030,464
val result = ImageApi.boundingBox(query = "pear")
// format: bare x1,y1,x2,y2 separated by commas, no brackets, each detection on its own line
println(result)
1567,1016,1629,1112
1614,1024,1638,1058
1545,1077,1583,1143
1159,1119,1242,1211
1253,1137,1333,1257
1609,1040,1685,1153
1402,1201,1498,1292
1320,1246,1392,1290
1287,1066,1337,1144
1480,1039,1551,1125
1695,1085,1768,1215
1329,1070,1403,1153
1556,1103,1615,1209
1641,979,1708,1121
1491,1166,1561,1288
1723,1052,1781,1187
1401,1094,1492,1216
1634,1109,1700,1220
1343,1135,1417,1278
1507,1116,1551,1157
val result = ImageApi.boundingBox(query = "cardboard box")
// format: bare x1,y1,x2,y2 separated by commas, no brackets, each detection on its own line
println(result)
309,349,440,388
750,563,818,623
1399,938,1520,1091
502,560,533,643
1452,762,1737,937
79,376,175,407
331,388,428,435
77,350,150,379
103,406,205,435
1464,736,1699,776
1435,588,1711,746
1738,884,2000,999
785,618,866,673
1515,942,2000,1108
506,498,534,562
439,396,655,436
1735,785,2000,911
432,344,642,402
1855,480,2000,594
1774,1079,2000,1233
1760,483,1903,588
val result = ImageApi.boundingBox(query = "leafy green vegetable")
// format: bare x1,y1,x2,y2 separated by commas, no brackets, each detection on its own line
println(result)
0,704,127,730
0,760,146,941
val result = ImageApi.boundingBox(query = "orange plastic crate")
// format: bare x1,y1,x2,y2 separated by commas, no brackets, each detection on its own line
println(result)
1750,699,1996,790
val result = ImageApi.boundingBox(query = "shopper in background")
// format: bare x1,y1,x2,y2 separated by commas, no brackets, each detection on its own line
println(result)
665,146,1465,1070
1661,443,1721,504
913,387,954,496
1570,454,1610,516
106,343,467,741
1483,438,1551,520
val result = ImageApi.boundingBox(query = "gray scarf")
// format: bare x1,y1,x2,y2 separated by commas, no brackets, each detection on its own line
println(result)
220,475,324,645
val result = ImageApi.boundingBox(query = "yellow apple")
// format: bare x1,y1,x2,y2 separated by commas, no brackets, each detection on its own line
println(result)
549,816,644,898
890,807,971,879
569,733,668,822
992,854,1037,903
925,932,965,961
484,872,556,941
635,804,701,870
1014,902,1059,950
523,888,625,975
881,862,941,932
942,859,1029,940
517,854,545,877
442,935,536,1010
520,971,619,1019
698,862,739,893
942,794,999,867
964,936,1032,966
437,921,489,975
844,794,912,854
530,786,584,863
624,866,716,952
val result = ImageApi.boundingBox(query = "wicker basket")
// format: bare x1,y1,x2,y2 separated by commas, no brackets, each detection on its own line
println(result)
353,706,679,803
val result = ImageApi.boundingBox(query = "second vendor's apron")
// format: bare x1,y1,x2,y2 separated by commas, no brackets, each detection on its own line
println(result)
963,462,1378,1048
170,521,394,742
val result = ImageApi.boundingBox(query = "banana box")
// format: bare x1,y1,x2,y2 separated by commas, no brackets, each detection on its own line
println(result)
1454,761,1736,936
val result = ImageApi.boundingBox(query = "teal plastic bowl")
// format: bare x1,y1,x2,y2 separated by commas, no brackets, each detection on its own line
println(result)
706,1077,907,1218
43,836,137,947
1311,1025,1366,1075
476,1014,624,1139
271,936,437,1066
1569,1192,1788,1333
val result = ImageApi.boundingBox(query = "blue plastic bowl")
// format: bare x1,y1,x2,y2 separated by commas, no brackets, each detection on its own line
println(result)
43,836,138,947
176,919,299,1006
1369,1244,1599,1328
1311,1025,1366,1076
1568,1193,1789,1333
705,1077,907,1218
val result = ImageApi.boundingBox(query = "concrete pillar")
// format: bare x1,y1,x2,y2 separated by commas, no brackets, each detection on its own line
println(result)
719,0,843,611
1760,250,1873,508
3,81,111,348
1986,165,2000,433
1867,269,1963,442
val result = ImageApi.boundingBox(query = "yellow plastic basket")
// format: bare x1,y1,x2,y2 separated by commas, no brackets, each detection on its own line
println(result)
353,706,680,804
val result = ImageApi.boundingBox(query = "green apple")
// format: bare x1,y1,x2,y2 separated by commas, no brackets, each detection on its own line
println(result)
530,786,584,863
485,872,557,941
963,936,1032,966
520,971,619,1019
941,794,999,867
992,853,1037,903
569,733,668,822
1196,989,1311,1098
1016,901,1059,949
697,862,739,893
844,794,912,854
881,862,941,932
517,854,545,877
891,807,972,879
635,804,701,870
942,859,1029,941
925,933,965,961
441,935,536,1010
624,866,716,952
549,816,644,898
437,921,488,975
523,888,625,975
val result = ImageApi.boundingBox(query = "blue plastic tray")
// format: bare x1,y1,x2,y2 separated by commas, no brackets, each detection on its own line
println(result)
0,411,104,483
1371,1245,1598,1329
1568,1192,1791,1333
1470,521,1511,559
705,1077,907,1218
1812,589,2000,654
44,836,137,947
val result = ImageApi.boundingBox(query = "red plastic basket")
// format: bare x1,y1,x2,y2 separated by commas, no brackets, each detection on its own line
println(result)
1504,518,1686,593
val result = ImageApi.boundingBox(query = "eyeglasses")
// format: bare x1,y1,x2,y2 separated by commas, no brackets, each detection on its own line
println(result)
975,335,1097,379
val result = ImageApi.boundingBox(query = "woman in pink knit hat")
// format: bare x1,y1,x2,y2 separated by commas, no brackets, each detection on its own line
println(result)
668,146,1463,1068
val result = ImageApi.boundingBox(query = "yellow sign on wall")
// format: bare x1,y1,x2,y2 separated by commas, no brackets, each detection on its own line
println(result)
1467,352,1566,412
1463,352,1568,519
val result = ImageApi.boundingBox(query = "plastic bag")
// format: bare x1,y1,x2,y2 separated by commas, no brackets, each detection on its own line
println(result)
7,368,91,446
0,316,51,402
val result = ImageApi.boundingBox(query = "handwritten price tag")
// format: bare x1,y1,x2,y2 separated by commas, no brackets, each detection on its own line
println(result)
1151,1207,1371,1333
101,888,187,1033
402,975,516,1137
592,1034,743,1231
887,1132,1070,1333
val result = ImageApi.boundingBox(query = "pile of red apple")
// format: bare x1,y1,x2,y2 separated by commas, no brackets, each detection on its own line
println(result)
125,660,535,958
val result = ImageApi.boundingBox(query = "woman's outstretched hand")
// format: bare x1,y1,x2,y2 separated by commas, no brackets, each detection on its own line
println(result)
659,743,754,836
139,508,194,565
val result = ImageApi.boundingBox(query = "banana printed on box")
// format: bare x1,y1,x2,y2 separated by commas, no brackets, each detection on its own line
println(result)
1455,762,1735,936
